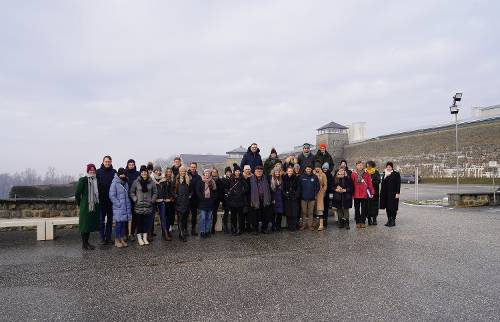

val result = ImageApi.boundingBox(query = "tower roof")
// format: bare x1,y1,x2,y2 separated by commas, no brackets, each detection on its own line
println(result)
226,145,246,154
317,121,348,131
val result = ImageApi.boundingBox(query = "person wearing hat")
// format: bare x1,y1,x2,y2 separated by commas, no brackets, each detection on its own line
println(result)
129,165,158,246
220,166,233,234
322,162,334,228
248,165,272,234
75,164,100,250
96,155,117,245
313,162,328,231
299,164,320,230
125,159,139,241
297,143,316,172
315,143,334,172
380,162,401,227
226,163,248,235
109,168,132,248
264,148,283,176
240,143,263,173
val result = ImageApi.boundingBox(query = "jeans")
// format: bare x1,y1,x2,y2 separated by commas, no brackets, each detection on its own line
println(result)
99,203,113,241
199,209,213,234
115,221,126,239
354,198,368,224
137,213,154,234
158,202,172,232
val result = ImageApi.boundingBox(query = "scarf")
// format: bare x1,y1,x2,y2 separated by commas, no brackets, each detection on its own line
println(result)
201,177,214,198
355,170,364,183
151,174,162,185
139,176,149,193
270,176,282,192
250,175,271,208
384,169,393,178
303,152,310,158
367,167,376,175
87,175,99,212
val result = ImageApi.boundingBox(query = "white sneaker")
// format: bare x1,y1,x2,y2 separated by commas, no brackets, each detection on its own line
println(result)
143,233,150,245
137,234,145,246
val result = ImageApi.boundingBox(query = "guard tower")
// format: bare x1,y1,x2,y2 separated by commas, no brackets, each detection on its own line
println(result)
225,146,246,167
316,121,349,167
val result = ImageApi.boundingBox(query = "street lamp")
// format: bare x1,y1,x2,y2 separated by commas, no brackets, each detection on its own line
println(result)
450,92,462,192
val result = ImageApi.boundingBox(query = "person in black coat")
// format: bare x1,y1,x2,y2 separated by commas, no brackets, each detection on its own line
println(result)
240,143,263,172
188,162,202,236
380,162,401,227
211,168,226,234
321,162,334,228
96,155,117,244
171,157,182,178
220,167,233,234
173,166,191,242
366,160,381,226
282,166,301,231
125,159,139,240
226,164,248,235
332,167,354,229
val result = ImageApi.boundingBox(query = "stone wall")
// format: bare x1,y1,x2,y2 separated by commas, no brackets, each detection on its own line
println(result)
0,199,78,219
343,118,500,177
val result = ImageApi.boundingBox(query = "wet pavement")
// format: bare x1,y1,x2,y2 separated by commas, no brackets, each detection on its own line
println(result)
1,203,499,321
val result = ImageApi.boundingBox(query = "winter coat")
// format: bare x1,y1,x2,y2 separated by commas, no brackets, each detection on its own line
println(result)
240,146,263,172
125,167,139,192
174,175,191,213
270,179,284,213
315,151,334,172
249,175,272,209
282,174,301,201
299,173,320,201
332,176,354,209
324,171,334,201
226,176,248,209
282,156,299,171
380,171,401,211
75,176,100,233
96,164,117,206
367,170,381,216
213,177,225,205
351,170,375,199
195,178,217,210
314,170,328,211
158,178,175,202
264,156,283,176
189,171,202,204
129,176,158,215
171,165,181,178
109,175,132,222
297,152,316,171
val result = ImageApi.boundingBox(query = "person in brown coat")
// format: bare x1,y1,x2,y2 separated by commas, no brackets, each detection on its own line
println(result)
314,162,328,231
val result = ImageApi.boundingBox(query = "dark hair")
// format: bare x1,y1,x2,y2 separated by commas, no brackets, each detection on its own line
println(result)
251,143,258,147
366,160,376,168
386,161,394,168
174,157,181,161
103,155,112,161
355,161,362,165
190,162,197,167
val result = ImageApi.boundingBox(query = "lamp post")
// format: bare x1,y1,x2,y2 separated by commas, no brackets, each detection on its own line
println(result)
450,92,462,193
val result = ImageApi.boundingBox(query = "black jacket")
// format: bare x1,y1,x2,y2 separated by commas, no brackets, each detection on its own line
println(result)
282,174,301,201
174,177,191,213
240,146,263,172
96,164,117,206
332,176,353,209
380,171,401,211
315,151,334,172
195,179,217,210
226,176,248,208
158,179,174,201
189,171,202,203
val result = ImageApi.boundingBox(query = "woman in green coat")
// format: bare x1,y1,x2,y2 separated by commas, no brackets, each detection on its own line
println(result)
75,164,100,250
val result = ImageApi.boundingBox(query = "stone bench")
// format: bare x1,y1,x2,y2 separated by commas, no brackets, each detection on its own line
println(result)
0,218,46,240
447,192,499,207
45,217,79,240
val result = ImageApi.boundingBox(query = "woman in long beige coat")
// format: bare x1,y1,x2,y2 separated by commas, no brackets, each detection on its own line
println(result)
314,162,328,231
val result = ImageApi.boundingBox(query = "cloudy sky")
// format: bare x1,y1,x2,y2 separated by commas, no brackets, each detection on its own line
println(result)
0,0,499,176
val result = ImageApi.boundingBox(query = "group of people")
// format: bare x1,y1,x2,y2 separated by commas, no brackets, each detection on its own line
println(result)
75,143,401,250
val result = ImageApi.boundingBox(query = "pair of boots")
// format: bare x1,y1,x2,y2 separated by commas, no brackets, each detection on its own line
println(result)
337,219,350,230
115,238,128,248
81,233,95,250
385,217,396,227
368,217,378,225
162,228,172,241
317,216,324,231
136,233,150,246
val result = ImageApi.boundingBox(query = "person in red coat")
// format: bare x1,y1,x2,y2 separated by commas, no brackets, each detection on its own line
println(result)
351,161,375,228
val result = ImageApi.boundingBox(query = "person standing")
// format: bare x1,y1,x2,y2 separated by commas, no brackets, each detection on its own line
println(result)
211,168,225,234
96,155,117,245
297,143,315,172
299,164,320,231
242,165,253,232
189,162,201,236
270,167,284,232
125,159,139,241
75,164,100,250
109,168,132,248
313,162,328,231
264,148,282,176
366,161,381,226
338,160,352,177
129,165,158,246
322,162,334,228
315,144,334,172
173,166,191,242
240,143,263,173
150,166,163,241
221,166,233,234
283,153,299,171
351,161,375,229
282,166,301,231
226,163,248,235
158,168,175,241
380,162,401,227
248,165,272,234
196,169,217,238
332,167,353,230
171,157,182,178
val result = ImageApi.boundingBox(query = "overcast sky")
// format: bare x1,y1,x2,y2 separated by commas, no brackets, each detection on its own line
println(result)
0,0,499,176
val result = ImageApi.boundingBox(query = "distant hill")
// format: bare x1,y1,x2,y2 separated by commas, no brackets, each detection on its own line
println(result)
9,183,77,199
